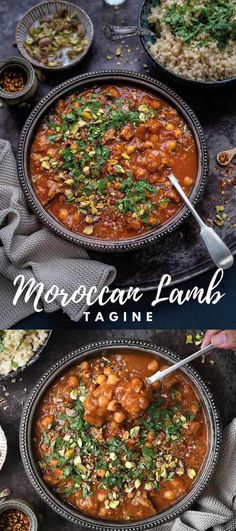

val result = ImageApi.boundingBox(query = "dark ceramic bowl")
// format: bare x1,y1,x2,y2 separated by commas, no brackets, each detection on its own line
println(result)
0,498,39,530
16,1,94,72
0,56,37,106
18,70,208,252
20,339,221,530
0,330,52,382
138,0,236,89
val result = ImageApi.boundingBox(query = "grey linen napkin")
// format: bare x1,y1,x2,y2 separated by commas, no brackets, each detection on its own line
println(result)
0,140,116,327
156,419,236,531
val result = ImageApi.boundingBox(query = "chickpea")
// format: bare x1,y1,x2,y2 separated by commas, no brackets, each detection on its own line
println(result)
39,414,54,430
147,161,159,173
163,489,175,501
184,176,193,186
145,442,153,448
147,216,158,226
134,167,147,179
107,373,119,386
131,377,143,392
167,140,177,151
148,359,158,372
80,361,89,371
113,182,122,191
103,367,113,375
98,490,108,502
150,134,159,144
59,209,68,221
96,374,107,385
191,403,199,415
120,124,134,141
174,128,183,139
126,145,136,155
150,99,161,110
107,399,118,412
166,123,174,131
114,410,126,423
98,395,110,407
149,174,159,185
67,375,79,387
147,431,155,441
97,469,106,478
144,141,154,149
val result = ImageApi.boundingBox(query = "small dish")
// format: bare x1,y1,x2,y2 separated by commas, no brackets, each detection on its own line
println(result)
0,426,7,471
0,57,37,106
0,498,39,530
16,1,94,72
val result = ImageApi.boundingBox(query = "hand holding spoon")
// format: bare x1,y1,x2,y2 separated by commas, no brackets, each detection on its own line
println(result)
146,343,214,384
168,173,234,270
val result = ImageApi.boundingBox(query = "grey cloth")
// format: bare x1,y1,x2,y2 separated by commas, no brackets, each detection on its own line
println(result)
157,419,236,531
0,140,116,327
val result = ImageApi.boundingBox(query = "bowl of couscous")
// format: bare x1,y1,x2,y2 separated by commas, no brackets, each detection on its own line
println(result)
139,0,236,88
0,330,51,380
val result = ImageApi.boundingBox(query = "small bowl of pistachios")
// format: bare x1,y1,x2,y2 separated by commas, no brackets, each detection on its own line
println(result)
16,1,94,71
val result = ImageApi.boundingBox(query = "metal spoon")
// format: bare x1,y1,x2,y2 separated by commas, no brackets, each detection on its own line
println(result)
103,24,155,41
147,343,214,384
168,173,234,270
217,146,236,166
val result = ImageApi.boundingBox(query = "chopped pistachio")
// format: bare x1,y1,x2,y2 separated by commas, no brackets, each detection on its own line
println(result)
144,482,154,491
83,226,94,235
125,461,135,469
187,468,196,480
109,500,120,509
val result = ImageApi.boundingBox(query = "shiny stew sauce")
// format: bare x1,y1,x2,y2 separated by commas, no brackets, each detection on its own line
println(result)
30,85,197,239
34,351,207,521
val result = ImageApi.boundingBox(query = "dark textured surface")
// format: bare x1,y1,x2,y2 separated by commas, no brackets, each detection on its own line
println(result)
0,0,235,290
1,329,236,530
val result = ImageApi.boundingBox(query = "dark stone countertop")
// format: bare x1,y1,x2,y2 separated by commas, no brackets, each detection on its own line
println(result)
0,329,236,530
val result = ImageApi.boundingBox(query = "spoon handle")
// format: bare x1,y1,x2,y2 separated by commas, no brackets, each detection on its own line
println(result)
147,343,214,384
168,173,234,270
103,24,154,40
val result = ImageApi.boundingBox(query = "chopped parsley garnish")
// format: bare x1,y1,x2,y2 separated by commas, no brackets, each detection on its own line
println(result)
164,0,236,50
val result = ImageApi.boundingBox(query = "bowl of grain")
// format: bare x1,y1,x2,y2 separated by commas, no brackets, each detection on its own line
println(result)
0,330,51,380
139,0,236,87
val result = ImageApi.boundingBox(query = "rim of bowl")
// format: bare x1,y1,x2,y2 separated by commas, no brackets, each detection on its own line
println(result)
20,339,222,531
138,0,236,88
17,69,209,252
0,330,52,382
16,0,94,72
0,56,36,99
0,498,38,530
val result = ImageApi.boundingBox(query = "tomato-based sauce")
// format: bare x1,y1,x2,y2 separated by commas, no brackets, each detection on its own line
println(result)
30,85,197,240
34,350,207,521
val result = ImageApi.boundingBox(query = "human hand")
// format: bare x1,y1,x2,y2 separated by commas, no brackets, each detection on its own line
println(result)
202,330,236,351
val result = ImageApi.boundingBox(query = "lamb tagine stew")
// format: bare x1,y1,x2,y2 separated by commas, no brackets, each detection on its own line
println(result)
30,85,198,240
34,351,207,521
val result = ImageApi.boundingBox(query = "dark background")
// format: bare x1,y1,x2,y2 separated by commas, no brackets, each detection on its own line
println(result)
0,0,235,329
1,329,236,530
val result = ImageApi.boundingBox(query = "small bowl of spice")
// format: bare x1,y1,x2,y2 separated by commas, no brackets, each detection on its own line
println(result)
16,1,93,71
0,57,37,106
0,499,38,531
